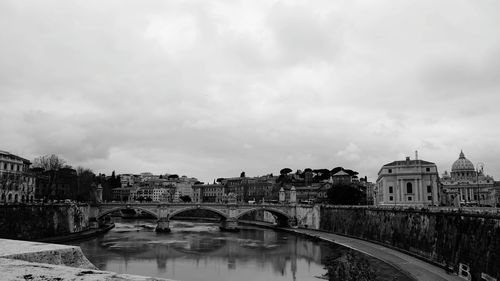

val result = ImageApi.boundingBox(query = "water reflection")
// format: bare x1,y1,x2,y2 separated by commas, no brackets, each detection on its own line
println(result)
68,219,411,281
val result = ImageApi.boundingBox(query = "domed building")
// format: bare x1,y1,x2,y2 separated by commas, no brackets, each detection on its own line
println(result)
450,151,476,180
441,151,496,206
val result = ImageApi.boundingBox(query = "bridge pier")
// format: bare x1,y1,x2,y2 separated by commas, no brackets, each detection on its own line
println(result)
276,216,290,227
155,218,171,233
220,218,239,232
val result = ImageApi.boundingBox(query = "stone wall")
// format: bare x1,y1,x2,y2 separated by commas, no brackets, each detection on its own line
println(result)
295,204,320,229
319,206,500,280
0,204,90,240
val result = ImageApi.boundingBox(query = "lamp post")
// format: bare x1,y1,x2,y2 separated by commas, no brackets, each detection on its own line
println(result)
476,162,484,207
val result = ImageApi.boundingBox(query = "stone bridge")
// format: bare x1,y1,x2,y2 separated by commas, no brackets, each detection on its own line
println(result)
89,202,315,232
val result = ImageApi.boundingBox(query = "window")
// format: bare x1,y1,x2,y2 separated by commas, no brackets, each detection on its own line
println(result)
389,196,393,201
407,196,412,201
427,196,432,201
427,185,432,193
426,167,430,172
406,182,413,194
389,186,393,193
388,169,392,173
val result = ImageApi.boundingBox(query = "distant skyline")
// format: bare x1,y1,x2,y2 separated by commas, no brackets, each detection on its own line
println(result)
1,1,500,183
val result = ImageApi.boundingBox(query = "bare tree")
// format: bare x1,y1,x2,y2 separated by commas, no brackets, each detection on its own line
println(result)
32,154,66,171
32,154,67,201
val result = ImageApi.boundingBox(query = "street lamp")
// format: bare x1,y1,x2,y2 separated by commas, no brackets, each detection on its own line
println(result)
476,162,484,207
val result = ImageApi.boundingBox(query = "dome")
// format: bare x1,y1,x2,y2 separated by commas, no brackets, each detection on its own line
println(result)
451,151,475,172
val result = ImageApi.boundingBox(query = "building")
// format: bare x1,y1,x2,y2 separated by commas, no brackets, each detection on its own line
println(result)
33,167,78,201
331,170,353,186
246,175,275,203
192,184,225,203
294,183,331,203
359,177,376,205
136,187,166,202
224,177,247,202
441,151,496,207
0,150,36,203
112,187,131,201
375,156,440,206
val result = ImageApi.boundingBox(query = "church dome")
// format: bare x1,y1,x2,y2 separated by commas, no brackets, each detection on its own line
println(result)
451,151,475,172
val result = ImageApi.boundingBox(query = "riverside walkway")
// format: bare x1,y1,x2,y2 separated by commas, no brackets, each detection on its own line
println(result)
292,228,463,281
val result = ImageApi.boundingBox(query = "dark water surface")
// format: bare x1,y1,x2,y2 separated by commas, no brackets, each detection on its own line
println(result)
68,219,412,281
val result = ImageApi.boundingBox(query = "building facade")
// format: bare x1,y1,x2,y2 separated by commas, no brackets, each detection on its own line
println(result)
441,151,496,207
0,150,36,203
136,187,168,202
375,156,440,206
33,167,78,201
192,184,225,203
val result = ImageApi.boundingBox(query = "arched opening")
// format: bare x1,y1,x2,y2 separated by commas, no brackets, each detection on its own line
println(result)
97,207,159,221
29,195,33,202
169,207,228,222
21,195,25,203
236,208,292,227
14,194,18,203
7,193,12,202
406,182,413,194
1,193,5,202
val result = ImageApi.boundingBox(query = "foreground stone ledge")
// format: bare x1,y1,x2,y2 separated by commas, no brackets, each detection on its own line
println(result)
0,238,96,269
0,258,175,281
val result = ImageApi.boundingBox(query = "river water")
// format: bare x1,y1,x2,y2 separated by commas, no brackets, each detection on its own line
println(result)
68,218,413,281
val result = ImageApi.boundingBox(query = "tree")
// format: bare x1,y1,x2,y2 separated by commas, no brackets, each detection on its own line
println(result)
327,184,364,205
76,166,95,202
343,169,359,177
33,154,66,171
331,167,344,175
168,174,179,180
108,171,121,189
32,154,67,200
180,195,192,202
313,169,331,182
280,168,292,175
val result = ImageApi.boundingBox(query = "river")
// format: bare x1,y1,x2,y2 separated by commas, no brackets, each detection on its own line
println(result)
68,218,413,281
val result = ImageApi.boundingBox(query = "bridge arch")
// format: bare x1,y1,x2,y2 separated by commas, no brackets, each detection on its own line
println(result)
96,206,159,220
168,206,229,220
235,207,294,226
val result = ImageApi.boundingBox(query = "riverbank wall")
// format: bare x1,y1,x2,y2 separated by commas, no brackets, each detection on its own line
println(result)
241,205,500,279
0,203,90,240
0,238,176,281
318,206,500,281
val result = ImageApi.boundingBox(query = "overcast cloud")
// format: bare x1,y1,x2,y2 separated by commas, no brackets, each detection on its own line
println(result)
1,0,500,182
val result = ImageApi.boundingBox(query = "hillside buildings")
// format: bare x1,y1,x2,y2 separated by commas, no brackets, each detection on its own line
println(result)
0,150,36,203
375,156,440,206
112,173,198,202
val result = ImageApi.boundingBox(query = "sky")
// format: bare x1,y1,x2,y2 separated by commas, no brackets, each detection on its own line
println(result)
1,0,500,183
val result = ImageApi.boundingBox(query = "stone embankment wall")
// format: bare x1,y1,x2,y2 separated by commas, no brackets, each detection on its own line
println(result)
319,206,500,281
0,204,90,240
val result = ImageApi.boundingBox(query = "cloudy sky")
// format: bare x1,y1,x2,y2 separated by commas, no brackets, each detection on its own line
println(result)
1,0,500,183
